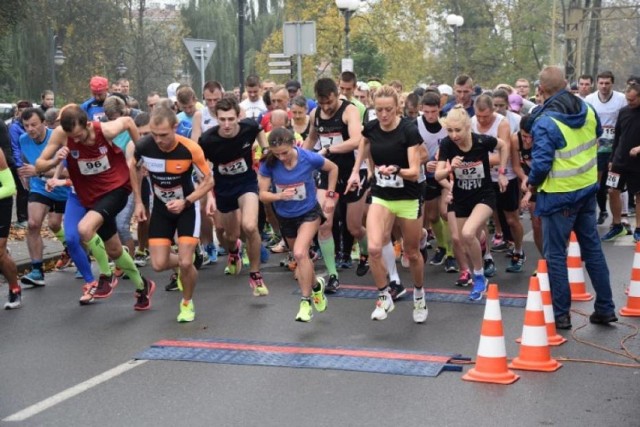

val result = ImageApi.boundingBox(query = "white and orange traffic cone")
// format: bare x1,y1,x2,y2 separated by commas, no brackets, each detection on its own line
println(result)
462,283,519,385
509,276,562,372
620,242,640,317
567,231,594,301
536,259,567,345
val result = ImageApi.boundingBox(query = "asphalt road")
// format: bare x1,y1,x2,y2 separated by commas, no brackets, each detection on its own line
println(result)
1,226,639,427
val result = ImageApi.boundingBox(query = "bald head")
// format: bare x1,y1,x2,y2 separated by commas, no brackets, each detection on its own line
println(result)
538,66,567,100
270,109,289,129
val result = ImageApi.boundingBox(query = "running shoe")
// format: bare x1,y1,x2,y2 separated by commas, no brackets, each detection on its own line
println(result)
287,253,297,272
455,270,472,287
177,299,195,322
468,274,488,301
371,293,394,320
224,241,243,275
216,245,227,256
601,223,626,241
491,233,503,247
393,241,402,260
429,247,446,265
634,229,640,243
95,274,118,298
205,243,218,262
356,255,369,276
444,256,459,273
351,243,360,261
241,246,250,267
337,252,352,269
388,281,406,300
484,258,496,277
491,239,510,252
55,248,72,270
4,290,22,309
134,249,150,267
597,211,609,225
113,267,125,279
266,233,282,249
75,269,84,280
311,277,327,312
506,251,525,273
413,294,428,324
325,274,340,294
249,273,269,296
270,239,288,254
79,281,98,305
623,221,633,236
165,272,181,292
134,277,156,311
21,269,45,287
295,299,313,322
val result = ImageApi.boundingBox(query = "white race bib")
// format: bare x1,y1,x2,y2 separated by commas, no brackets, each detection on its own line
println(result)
319,132,344,149
606,172,620,188
602,126,615,139
275,182,306,201
78,155,111,176
454,162,485,180
218,158,248,175
418,164,427,183
375,166,404,188
153,184,184,203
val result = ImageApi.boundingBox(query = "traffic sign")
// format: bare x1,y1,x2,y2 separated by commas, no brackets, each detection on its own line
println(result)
268,61,291,67
269,69,292,75
183,38,216,72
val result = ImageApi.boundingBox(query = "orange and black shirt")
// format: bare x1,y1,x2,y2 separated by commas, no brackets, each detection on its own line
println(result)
134,134,211,205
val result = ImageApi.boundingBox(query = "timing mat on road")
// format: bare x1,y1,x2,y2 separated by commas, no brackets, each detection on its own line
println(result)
135,338,469,377
295,285,527,307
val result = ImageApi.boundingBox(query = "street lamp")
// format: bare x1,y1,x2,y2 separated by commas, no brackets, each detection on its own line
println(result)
50,33,65,95
116,51,128,77
336,0,359,71
446,14,464,78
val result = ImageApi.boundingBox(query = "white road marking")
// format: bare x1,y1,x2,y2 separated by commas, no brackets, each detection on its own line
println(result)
3,359,147,422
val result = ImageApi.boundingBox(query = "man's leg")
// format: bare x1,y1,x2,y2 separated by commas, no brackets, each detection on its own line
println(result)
541,209,574,323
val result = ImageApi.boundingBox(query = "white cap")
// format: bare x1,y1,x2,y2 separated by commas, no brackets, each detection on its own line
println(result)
356,81,370,91
167,82,180,102
437,84,453,96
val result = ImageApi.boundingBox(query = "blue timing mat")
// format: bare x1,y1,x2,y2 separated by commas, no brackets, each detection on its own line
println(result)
294,285,527,308
136,338,469,378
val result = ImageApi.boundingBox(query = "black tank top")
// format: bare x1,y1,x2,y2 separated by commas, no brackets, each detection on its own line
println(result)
517,131,532,175
315,100,354,174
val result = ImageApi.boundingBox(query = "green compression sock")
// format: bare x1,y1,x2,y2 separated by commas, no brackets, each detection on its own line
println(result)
115,250,144,289
54,227,66,245
359,236,368,256
319,237,338,277
87,234,112,276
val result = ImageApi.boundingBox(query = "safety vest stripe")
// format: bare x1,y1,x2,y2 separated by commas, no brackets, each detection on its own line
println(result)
555,138,597,159
548,157,597,178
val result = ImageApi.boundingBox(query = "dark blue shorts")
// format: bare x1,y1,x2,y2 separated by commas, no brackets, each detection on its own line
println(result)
216,180,258,213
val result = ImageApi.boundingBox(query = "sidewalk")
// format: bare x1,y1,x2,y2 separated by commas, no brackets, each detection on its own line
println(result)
8,226,64,273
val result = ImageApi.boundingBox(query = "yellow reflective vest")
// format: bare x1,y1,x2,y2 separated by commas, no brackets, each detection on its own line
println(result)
539,106,598,193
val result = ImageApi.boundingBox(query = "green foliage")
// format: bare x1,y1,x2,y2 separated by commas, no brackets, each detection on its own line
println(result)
351,35,386,81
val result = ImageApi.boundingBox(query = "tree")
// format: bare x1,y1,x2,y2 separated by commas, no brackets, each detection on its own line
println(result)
351,35,386,81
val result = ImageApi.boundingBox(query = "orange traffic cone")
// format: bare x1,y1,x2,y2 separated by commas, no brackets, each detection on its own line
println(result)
620,242,640,317
462,283,519,384
536,259,567,345
567,231,594,301
509,276,562,372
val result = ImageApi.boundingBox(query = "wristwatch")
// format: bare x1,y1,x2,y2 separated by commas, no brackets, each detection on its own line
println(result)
498,167,506,175
326,191,339,200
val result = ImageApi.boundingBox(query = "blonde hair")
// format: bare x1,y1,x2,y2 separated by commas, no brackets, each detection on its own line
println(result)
443,104,471,128
372,85,399,105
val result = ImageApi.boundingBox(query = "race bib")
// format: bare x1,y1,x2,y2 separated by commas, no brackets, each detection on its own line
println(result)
606,172,620,188
154,184,184,203
78,155,111,176
418,164,427,183
602,126,615,139
375,166,404,188
275,182,306,201
319,132,344,149
454,162,485,180
218,158,248,175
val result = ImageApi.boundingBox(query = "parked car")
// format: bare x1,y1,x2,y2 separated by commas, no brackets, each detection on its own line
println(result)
0,103,15,125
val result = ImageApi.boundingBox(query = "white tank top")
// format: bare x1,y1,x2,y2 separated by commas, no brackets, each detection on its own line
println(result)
201,108,219,133
417,117,448,161
471,113,516,181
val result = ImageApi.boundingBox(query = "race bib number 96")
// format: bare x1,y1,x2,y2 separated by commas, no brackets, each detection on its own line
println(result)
78,155,111,176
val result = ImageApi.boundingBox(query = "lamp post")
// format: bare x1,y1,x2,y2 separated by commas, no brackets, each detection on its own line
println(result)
116,51,128,77
50,32,65,95
336,0,359,72
446,14,464,78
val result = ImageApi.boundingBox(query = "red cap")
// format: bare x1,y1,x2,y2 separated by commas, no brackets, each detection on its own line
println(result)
90,76,108,92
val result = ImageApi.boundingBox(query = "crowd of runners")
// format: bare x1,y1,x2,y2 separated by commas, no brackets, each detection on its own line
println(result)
1,67,638,329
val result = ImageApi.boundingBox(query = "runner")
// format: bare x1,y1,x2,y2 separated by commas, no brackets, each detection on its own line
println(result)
199,97,269,296
35,104,155,309
0,149,21,309
302,78,367,293
258,127,337,322
347,85,428,322
130,105,213,322
18,108,70,287
435,105,510,301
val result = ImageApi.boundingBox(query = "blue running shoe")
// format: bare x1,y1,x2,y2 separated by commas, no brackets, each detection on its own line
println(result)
468,274,488,301
634,229,640,243
205,243,218,263
483,258,496,277
601,224,626,242
21,269,45,287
